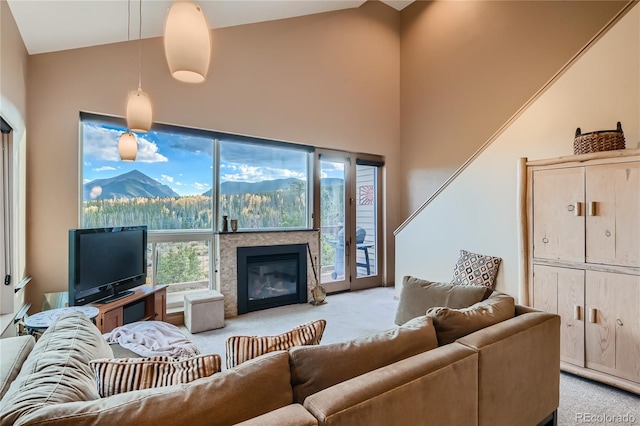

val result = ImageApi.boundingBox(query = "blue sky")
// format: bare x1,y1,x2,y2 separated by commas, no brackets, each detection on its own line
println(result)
82,121,342,197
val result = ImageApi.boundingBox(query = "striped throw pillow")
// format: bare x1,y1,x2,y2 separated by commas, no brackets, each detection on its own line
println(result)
90,354,221,397
226,319,326,369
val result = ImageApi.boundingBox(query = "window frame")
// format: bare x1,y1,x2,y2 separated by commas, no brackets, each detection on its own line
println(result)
0,118,13,315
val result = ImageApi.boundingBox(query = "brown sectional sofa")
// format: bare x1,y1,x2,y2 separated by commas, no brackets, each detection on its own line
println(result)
0,304,560,426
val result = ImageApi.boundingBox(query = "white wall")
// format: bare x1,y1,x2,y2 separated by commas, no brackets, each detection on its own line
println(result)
395,5,639,301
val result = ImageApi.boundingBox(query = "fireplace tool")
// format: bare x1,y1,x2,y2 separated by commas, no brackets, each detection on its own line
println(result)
307,243,326,305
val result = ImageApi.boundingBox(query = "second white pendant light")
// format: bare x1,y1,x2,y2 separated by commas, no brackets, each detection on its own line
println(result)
126,89,152,133
126,0,153,134
164,0,211,83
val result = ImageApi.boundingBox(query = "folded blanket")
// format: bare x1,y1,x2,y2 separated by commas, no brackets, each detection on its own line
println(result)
103,321,200,358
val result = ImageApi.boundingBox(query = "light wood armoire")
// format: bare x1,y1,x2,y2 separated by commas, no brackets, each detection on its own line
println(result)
521,148,640,394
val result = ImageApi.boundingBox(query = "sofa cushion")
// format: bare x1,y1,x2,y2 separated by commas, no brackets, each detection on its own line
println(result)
289,315,438,403
0,312,113,425
0,335,35,400
303,343,479,426
90,354,221,397
426,293,515,345
13,351,295,426
395,275,490,325
451,249,502,288
226,319,326,369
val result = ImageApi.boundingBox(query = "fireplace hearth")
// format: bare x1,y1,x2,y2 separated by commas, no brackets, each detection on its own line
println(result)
236,244,308,314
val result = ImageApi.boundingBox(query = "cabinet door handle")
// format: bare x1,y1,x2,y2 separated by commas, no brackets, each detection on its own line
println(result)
574,202,583,216
573,305,581,320
588,308,597,323
587,201,597,216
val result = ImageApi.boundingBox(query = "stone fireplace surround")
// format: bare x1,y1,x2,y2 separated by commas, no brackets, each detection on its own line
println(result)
216,230,320,317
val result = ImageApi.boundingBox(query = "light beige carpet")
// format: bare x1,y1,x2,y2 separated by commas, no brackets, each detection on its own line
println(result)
181,286,398,364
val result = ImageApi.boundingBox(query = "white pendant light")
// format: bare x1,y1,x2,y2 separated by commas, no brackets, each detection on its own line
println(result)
119,131,137,162
126,89,152,133
164,0,211,83
125,0,153,133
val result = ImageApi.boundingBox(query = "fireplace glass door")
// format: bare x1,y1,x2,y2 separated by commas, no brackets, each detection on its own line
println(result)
248,255,298,301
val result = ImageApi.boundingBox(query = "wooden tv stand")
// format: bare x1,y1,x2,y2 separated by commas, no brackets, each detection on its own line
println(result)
90,285,167,333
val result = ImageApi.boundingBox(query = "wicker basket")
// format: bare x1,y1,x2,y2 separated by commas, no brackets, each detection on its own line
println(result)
574,122,625,155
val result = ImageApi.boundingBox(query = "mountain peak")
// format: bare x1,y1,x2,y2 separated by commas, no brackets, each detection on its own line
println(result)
84,169,179,200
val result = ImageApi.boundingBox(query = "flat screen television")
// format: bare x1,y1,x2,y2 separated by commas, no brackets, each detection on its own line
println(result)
68,226,147,306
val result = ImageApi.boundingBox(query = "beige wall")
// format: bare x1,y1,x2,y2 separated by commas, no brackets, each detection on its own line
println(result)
399,0,629,216
0,0,28,327
26,2,400,309
395,4,639,300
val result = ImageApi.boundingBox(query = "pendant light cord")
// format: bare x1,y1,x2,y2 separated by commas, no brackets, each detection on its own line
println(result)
138,0,142,90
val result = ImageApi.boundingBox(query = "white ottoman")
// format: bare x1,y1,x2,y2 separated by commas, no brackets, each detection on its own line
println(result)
184,290,225,334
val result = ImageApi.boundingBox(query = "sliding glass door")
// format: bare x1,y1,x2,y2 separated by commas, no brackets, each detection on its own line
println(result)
352,158,382,290
315,150,383,293
316,151,350,293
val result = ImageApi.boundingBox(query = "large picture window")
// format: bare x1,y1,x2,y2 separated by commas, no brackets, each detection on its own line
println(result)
80,113,313,311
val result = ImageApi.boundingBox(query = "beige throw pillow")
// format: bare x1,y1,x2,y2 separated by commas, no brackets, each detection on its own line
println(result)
289,315,438,403
226,319,326,369
395,275,490,325
90,354,221,397
426,293,515,345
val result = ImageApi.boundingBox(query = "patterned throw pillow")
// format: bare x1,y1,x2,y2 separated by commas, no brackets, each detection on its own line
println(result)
451,249,502,288
90,354,221,397
226,319,326,369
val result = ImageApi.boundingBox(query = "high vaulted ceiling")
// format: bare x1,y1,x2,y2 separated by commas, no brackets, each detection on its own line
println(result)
7,0,415,55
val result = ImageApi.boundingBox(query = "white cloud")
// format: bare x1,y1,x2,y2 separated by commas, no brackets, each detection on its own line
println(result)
278,168,306,179
93,166,116,172
221,163,306,183
161,174,174,183
221,164,262,182
193,182,210,190
82,125,121,161
133,136,168,163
